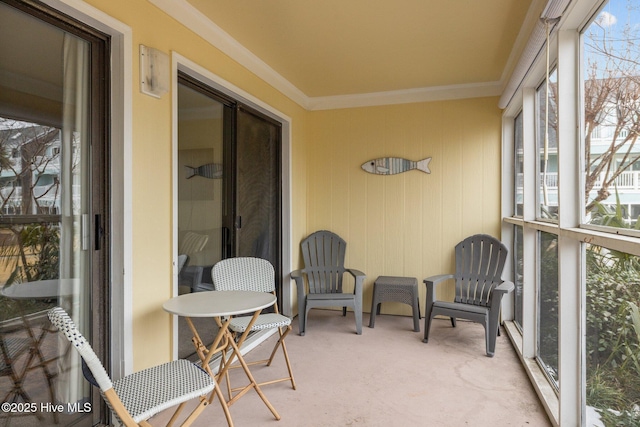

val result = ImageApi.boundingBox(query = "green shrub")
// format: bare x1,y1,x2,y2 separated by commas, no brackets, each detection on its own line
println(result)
586,245,640,424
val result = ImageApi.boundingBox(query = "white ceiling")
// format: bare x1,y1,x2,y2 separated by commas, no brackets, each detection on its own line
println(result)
178,0,543,107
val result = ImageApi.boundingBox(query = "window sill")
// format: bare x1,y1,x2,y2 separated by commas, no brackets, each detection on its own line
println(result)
504,321,559,427
503,217,640,258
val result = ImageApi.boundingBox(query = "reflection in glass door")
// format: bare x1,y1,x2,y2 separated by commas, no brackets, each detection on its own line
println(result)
0,1,108,425
177,77,229,359
236,108,281,281
177,75,283,358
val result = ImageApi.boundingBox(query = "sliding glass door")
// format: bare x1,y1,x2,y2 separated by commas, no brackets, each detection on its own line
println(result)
0,1,109,425
177,74,282,358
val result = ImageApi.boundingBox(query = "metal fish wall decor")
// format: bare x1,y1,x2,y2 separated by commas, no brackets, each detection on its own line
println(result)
361,157,432,175
185,163,223,179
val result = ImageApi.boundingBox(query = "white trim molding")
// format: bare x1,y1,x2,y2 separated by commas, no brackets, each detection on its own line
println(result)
307,81,503,111
150,0,308,108
151,0,510,110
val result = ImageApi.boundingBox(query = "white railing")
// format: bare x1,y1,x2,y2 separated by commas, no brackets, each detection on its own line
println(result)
0,184,80,215
516,171,640,191
541,173,558,188
593,171,640,190
515,173,558,189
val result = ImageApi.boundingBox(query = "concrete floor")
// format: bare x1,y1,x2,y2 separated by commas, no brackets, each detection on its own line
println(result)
152,309,552,427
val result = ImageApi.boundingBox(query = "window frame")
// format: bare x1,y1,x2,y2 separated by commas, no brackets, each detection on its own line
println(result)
535,68,559,224
500,2,623,426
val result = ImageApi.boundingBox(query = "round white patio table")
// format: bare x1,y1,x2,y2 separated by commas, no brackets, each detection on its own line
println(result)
163,290,280,427
0,278,78,300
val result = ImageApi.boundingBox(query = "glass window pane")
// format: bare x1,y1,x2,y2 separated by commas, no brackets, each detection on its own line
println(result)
537,231,558,386
514,225,524,331
177,80,225,359
0,2,96,424
514,112,524,217
583,0,640,229
586,243,640,425
536,70,558,221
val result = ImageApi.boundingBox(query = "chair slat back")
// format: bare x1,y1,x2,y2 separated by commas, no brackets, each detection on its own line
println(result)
301,230,346,294
212,257,276,293
453,234,507,307
179,231,209,256
1,336,30,373
47,307,113,391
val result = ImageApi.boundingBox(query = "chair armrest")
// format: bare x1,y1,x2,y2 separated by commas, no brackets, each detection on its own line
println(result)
290,269,307,294
490,280,515,316
423,274,454,288
180,266,204,293
423,274,454,306
495,280,515,294
346,269,365,310
346,269,365,279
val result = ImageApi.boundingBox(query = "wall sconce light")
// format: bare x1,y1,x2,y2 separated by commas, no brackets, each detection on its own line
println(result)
140,45,169,98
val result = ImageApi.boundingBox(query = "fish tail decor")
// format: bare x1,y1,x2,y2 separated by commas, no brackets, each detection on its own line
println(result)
185,163,223,179
361,157,432,175
416,158,431,174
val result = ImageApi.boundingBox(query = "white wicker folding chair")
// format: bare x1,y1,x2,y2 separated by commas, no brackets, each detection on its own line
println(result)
212,257,296,399
47,307,215,427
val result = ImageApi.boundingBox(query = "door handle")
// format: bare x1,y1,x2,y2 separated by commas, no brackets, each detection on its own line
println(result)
222,226,230,258
94,214,103,250
81,214,90,251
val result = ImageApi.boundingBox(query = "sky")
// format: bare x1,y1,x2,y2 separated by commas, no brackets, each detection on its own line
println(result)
584,0,640,78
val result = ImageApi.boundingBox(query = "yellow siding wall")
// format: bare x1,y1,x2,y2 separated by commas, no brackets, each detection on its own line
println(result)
84,0,309,371
74,0,500,370
306,98,502,314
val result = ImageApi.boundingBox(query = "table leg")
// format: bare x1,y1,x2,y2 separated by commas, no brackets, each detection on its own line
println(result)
185,317,235,427
13,309,59,423
223,329,281,420
184,309,281,423
215,311,281,420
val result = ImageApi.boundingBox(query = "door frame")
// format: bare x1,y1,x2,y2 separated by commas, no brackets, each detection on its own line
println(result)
41,0,134,380
171,53,293,360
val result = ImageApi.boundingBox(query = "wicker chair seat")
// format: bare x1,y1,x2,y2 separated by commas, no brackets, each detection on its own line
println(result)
112,359,214,423
228,313,291,333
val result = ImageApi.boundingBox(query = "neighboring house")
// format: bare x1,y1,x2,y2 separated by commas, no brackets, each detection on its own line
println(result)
516,76,640,225
0,122,64,215
588,111,640,223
